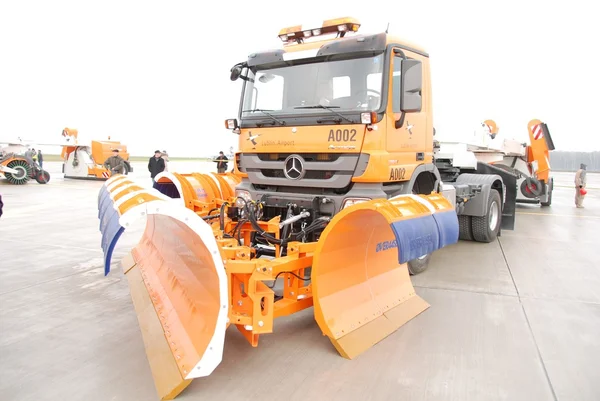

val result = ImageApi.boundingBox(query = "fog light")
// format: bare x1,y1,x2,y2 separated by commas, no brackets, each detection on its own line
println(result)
342,197,371,209
235,189,252,206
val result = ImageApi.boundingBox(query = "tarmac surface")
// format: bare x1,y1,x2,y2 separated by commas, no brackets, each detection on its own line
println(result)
1,162,599,401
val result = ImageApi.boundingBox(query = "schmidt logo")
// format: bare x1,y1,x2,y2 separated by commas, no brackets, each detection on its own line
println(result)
376,240,398,253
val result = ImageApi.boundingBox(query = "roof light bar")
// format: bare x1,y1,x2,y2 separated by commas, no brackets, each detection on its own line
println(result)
278,17,360,43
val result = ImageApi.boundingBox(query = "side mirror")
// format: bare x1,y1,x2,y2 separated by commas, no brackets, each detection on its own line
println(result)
230,66,242,81
400,59,422,113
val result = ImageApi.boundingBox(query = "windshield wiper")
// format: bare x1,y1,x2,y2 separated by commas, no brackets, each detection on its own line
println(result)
242,109,286,126
294,104,354,124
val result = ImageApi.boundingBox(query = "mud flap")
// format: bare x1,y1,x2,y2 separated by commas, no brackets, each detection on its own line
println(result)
311,193,458,359
97,175,229,400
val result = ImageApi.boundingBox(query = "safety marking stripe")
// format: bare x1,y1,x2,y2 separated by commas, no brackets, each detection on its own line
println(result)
516,212,600,219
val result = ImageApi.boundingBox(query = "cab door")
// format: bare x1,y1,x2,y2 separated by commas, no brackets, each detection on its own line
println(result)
386,48,430,173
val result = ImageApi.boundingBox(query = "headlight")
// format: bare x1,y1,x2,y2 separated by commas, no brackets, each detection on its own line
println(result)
342,197,371,209
235,190,252,208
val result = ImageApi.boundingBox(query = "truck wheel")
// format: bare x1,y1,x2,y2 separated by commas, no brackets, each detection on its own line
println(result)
458,215,474,240
520,178,543,198
472,189,501,243
408,253,431,275
35,170,51,184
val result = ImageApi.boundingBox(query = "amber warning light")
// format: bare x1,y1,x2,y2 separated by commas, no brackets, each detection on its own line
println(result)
278,17,360,43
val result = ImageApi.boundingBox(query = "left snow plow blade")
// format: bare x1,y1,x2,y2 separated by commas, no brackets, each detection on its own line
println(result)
97,175,228,400
96,174,459,400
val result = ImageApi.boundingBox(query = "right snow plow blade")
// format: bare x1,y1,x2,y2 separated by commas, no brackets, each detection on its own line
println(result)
96,174,458,400
311,194,459,359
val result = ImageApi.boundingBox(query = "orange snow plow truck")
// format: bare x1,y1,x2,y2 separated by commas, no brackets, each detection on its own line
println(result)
97,17,522,400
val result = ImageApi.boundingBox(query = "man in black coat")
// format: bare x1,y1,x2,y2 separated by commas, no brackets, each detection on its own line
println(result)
148,150,165,182
215,151,228,173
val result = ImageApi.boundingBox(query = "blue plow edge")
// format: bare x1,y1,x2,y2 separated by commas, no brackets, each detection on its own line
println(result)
388,210,459,264
97,185,126,276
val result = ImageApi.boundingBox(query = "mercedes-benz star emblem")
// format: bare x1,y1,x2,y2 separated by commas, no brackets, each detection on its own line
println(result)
283,155,305,180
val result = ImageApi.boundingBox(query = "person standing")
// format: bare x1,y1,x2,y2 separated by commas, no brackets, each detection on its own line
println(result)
215,151,228,173
37,150,44,168
148,150,165,182
574,163,587,208
103,149,126,175
161,150,169,172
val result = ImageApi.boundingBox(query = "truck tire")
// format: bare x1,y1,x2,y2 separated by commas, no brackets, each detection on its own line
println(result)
520,177,543,198
408,254,431,275
472,189,501,243
406,174,435,275
35,170,51,184
458,215,474,240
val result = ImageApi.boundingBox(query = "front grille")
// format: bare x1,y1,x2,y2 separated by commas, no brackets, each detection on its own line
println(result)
240,152,362,189
261,169,332,180
257,153,342,162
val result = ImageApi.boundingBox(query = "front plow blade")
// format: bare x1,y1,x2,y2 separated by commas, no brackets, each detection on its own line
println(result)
151,171,241,214
312,193,459,359
97,176,229,400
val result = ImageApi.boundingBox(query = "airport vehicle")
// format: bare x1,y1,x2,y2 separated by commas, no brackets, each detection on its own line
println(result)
60,128,133,179
496,120,555,207
1,142,50,184
97,18,528,400
435,118,555,212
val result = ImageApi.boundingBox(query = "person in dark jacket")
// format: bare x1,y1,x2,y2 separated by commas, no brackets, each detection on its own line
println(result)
148,150,165,182
37,150,44,168
104,149,126,175
215,151,228,173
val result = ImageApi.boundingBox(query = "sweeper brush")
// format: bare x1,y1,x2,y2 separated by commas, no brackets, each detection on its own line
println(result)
97,172,459,400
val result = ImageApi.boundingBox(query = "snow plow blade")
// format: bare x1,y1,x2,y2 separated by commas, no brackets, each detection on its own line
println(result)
311,194,459,359
151,171,241,214
97,175,228,400
96,173,458,400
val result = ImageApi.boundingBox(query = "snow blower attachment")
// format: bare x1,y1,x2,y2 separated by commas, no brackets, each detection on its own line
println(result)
97,174,459,400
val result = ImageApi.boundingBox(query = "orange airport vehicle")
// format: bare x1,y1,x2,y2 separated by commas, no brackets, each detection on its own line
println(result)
96,17,526,400
60,128,133,179
439,118,556,208
498,119,555,206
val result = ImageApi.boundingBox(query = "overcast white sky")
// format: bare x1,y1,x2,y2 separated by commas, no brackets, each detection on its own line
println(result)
1,0,598,157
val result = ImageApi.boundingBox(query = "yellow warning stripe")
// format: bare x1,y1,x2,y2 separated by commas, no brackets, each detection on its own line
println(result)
516,212,600,219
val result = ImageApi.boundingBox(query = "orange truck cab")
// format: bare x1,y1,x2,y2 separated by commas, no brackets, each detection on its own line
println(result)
225,17,519,273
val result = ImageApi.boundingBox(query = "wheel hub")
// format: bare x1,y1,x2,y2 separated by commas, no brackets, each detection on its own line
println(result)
489,201,499,230
14,166,27,179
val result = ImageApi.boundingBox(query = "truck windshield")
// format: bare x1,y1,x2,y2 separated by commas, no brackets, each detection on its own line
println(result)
241,53,384,120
